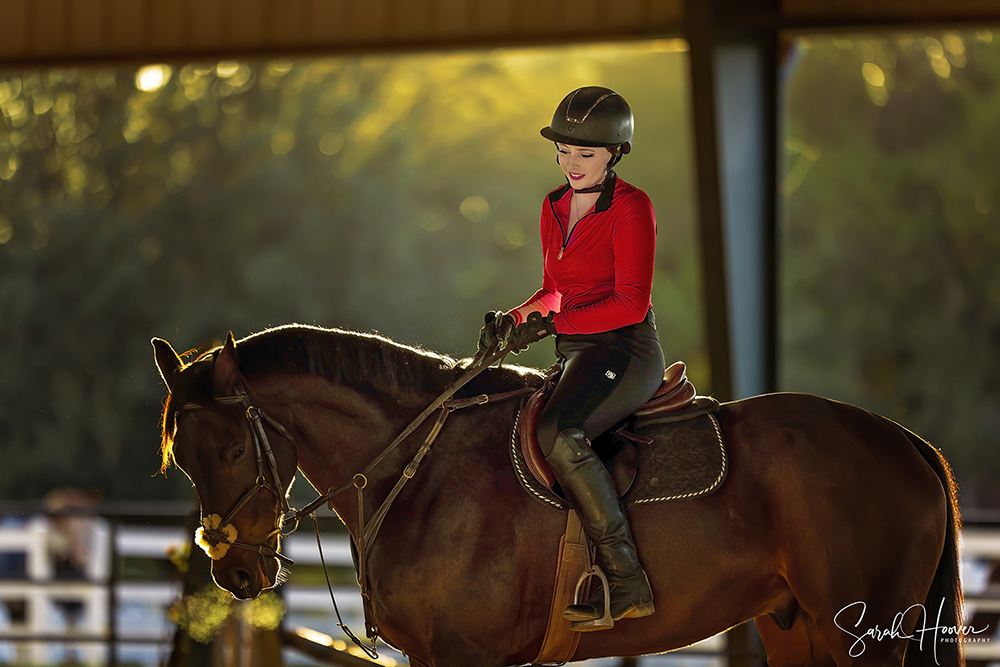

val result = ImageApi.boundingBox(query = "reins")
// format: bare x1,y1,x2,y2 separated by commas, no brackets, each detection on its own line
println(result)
308,341,534,656
199,340,536,659
324,343,512,501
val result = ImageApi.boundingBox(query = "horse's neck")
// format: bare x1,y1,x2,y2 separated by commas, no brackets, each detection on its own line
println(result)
253,373,423,535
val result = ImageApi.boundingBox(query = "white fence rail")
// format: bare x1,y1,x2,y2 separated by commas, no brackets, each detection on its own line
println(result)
0,509,361,666
960,526,1000,663
0,509,998,666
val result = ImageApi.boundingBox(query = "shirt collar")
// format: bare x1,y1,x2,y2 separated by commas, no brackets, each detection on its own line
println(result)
548,171,618,213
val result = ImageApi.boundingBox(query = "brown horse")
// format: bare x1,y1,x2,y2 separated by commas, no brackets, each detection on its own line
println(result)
152,324,964,667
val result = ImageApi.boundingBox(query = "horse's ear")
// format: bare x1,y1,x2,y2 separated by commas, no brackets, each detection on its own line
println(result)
152,338,182,393
213,331,242,392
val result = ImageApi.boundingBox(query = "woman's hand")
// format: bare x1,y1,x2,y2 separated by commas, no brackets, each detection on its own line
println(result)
508,312,556,353
478,311,516,351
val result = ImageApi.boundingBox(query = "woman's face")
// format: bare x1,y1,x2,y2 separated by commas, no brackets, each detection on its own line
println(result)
556,143,612,191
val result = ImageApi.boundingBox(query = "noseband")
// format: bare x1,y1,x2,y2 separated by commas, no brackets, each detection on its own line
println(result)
188,384,297,567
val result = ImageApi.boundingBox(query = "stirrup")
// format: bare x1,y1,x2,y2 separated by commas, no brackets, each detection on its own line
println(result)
569,566,613,631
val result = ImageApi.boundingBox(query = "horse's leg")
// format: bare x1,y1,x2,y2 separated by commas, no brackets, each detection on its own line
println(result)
755,613,837,667
786,489,943,666
778,516,940,665
765,402,947,667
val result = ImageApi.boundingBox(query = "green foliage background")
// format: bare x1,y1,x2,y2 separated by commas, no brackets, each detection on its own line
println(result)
1,32,997,507
781,31,1000,507
0,42,701,500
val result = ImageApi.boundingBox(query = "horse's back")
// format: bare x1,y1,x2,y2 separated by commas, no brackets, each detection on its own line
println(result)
712,392,946,547
717,392,946,510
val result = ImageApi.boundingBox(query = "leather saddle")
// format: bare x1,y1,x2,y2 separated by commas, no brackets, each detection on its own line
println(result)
517,361,697,492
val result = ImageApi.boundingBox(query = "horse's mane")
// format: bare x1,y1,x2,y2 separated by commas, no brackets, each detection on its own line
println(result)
158,324,540,473
238,324,464,395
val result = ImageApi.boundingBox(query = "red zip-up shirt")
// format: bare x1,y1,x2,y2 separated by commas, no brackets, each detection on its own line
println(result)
513,173,656,335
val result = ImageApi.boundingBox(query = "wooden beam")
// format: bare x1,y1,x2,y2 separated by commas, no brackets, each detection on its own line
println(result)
0,0,684,66
782,0,1000,21
0,0,29,60
4,0,1000,66
147,0,187,53
68,0,106,57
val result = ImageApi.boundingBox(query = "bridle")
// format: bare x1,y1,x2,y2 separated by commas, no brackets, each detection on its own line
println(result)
187,383,298,567
184,339,539,657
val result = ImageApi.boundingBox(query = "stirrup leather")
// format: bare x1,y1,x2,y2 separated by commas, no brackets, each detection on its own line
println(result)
568,565,613,631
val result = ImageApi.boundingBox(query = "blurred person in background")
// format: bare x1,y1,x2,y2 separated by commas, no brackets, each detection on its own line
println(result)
45,487,101,663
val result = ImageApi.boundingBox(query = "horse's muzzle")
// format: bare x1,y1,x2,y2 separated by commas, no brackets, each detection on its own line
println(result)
213,549,280,600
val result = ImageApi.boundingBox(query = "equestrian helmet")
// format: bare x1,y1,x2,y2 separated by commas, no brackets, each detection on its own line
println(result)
540,86,633,154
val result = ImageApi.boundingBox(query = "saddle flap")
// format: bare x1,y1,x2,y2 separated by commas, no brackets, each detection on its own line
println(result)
517,388,556,489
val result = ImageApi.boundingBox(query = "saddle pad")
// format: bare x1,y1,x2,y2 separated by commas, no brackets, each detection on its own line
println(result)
624,412,727,506
509,400,727,510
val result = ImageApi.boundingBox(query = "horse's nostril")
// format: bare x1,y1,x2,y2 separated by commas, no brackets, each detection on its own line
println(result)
235,568,252,591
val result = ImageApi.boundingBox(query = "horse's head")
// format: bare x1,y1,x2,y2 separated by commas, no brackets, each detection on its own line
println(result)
153,333,297,599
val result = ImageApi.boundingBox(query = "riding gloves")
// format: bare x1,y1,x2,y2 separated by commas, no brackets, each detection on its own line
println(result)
478,310,516,351
508,311,556,353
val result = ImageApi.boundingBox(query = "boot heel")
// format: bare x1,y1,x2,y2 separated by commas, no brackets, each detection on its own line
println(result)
619,601,655,619
615,572,655,620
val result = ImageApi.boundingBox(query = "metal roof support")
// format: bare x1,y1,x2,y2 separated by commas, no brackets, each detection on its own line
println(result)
716,35,780,400
685,0,779,402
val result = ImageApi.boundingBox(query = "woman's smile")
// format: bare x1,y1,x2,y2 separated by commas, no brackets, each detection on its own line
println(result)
557,143,611,190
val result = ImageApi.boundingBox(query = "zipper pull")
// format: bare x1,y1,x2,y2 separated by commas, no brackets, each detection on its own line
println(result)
558,247,565,260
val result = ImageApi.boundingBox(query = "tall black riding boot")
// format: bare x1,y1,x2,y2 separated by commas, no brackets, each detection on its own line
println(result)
545,428,655,630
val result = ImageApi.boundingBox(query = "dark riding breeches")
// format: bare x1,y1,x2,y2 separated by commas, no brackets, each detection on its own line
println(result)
537,309,666,457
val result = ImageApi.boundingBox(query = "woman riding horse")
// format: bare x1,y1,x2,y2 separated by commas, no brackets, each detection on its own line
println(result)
479,86,665,630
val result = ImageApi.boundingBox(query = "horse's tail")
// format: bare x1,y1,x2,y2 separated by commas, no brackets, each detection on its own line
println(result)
897,425,965,667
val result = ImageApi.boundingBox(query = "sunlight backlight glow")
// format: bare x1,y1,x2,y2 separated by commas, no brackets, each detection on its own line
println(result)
861,62,885,87
135,65,172,93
